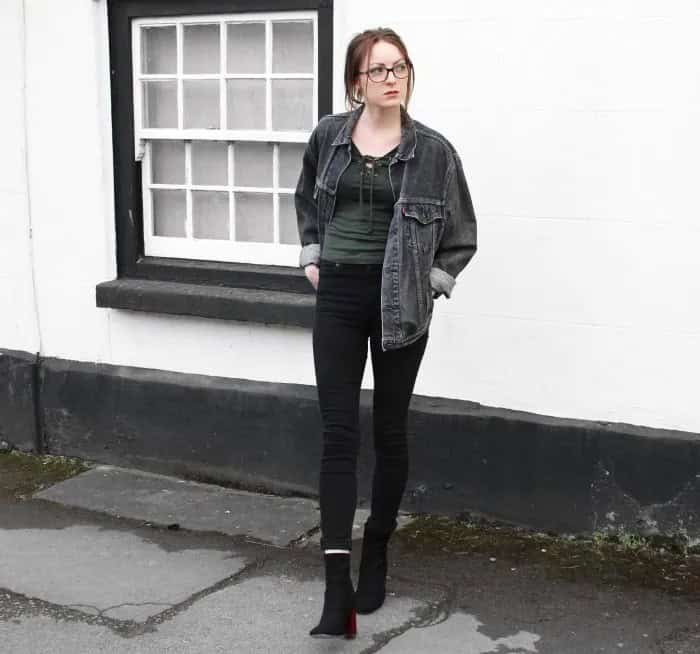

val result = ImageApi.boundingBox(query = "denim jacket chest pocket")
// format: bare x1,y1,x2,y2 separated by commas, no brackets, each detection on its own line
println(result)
402,203,445,256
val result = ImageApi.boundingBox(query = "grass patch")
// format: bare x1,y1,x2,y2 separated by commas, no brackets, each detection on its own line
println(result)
396,514,700,598
0,450,91,502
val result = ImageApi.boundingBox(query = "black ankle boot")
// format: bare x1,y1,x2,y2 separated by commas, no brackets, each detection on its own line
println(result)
309,552,357,638
355,523,393,614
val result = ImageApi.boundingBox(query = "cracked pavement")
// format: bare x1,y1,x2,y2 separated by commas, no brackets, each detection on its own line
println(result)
0,465,699,653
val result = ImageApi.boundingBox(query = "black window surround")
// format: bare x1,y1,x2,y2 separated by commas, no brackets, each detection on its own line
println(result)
97,0,333,327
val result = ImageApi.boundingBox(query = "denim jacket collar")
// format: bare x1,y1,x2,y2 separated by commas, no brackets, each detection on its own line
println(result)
330,103,416,161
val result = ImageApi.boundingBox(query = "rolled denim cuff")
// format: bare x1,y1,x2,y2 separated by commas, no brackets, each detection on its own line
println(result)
299,243,321,268
429,266,456,298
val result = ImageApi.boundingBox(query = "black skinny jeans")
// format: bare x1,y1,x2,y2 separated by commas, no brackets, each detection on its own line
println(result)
312,259,428,551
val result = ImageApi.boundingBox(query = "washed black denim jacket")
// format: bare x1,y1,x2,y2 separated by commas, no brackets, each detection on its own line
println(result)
295,103,477,351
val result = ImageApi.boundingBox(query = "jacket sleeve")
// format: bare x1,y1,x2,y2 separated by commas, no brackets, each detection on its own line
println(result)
430,150,477,298
295,123,322,268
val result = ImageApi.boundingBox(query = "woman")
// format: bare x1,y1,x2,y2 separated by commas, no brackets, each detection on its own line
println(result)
295,27,477,639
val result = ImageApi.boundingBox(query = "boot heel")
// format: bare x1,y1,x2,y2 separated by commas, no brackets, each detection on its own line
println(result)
345,608,357,639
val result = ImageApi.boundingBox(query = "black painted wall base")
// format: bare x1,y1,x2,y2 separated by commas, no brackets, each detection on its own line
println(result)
1,348,699,538
0,349,40,453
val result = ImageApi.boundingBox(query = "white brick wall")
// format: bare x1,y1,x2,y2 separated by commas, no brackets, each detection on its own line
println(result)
1,0,698,432
0,0,40,354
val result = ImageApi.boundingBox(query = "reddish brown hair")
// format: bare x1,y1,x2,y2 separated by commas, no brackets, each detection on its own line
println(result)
343,27,415,110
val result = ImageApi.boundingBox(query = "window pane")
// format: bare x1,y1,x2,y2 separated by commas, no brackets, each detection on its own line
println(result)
193,191,229,239
142,26,176,74
143,81,178,128
278,143,306,188
227,80,266,129
272,21,313,74
227,22,265,74
271,80,312,130
278,194,298,245
235,192,273,242
152,189,186,237
192,141,228,186
234,142,272,188
183,80,220,129
183,24,220,74
152,140,185,184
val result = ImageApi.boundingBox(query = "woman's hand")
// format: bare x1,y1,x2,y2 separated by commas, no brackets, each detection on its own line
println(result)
304,264,320,291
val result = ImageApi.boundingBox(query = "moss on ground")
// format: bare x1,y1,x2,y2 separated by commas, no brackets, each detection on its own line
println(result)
0,449,90,502
396,514,700,598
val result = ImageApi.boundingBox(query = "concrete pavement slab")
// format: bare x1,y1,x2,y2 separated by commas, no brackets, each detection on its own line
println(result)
0,576,426,654
3,454,700,653
0,524,247,621
378,612,541,653
35,466,319,546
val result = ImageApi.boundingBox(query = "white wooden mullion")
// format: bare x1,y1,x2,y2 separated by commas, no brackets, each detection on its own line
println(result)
147,237,300,267
272,143,279,243
185,141,193,238
139,128,310,142
134,10,315,26
220,21,227,130
140,73,178,80
140,73,312,81
149,184,294,193
140,73,314,80
265,19,272,131
176,23,183,130
142,142,154,250
228,143,236,240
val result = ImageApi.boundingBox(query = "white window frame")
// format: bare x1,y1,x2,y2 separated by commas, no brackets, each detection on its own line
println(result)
131,11,318,267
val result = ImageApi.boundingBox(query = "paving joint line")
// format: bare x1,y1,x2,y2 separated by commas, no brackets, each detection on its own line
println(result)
287,523,321,548
135,554,270,634
0,554,270,638
0,587,157,636
357,581,457,653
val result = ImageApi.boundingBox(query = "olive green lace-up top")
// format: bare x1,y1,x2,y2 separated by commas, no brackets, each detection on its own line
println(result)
321,140,399,263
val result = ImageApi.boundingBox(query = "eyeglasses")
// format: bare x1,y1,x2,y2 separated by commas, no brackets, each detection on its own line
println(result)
359,61,410,83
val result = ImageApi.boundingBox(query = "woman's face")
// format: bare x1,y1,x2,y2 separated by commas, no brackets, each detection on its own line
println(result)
355,40,409,109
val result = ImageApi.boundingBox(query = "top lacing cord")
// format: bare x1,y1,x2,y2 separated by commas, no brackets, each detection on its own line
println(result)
359,152,389,234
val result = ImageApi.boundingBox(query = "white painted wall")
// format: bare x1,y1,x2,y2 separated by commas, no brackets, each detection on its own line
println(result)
0,0,40,355
1,0,699,432
19,0,115,363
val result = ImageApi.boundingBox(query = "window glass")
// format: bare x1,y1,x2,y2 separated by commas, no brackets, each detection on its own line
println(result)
227,22,265,73
142,26,176,74
227,79,266,130
153,190,186,237
183,80,220,129
235,193,273,242
143,81,178,128
278,194,299,245
272,21,313,73
193,191,230,239
192,141,228,186
152,140,185,184
183,24,220,74
272,80,313,130
278,143,306,188
234,142,273,188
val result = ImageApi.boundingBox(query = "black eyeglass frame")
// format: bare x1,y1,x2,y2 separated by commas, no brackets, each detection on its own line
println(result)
358,61,411,83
